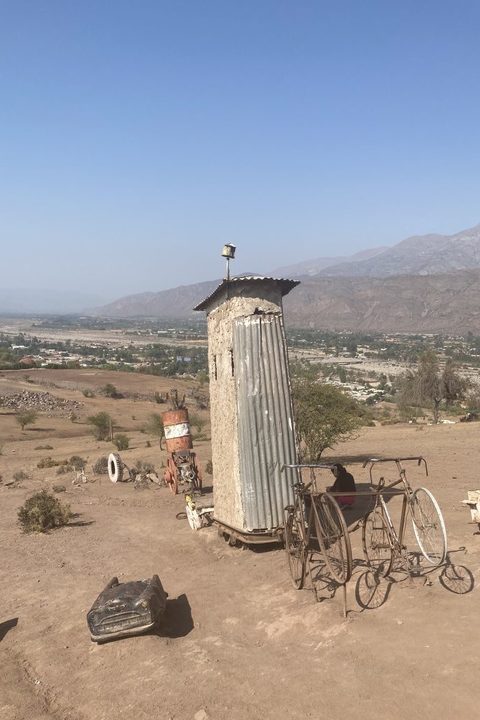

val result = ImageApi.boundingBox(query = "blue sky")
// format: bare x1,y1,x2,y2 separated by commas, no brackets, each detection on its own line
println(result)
1,1,480,301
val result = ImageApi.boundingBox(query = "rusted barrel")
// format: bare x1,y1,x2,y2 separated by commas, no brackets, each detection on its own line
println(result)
162,409,193,452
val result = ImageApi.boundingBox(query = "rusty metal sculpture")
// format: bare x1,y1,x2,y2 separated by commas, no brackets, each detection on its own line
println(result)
162,390,202,495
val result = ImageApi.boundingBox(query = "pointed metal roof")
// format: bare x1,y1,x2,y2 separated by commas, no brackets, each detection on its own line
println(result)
193,275,300,312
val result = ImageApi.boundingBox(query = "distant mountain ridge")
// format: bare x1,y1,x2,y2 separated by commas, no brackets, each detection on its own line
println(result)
284,269,480,333
317,224,480,277
91,222,480,333
92,268,480,333
272,246,388,277
94,279,218,319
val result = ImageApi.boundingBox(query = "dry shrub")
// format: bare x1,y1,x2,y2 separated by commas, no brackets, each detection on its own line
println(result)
18,490,72,533
69,455,86,470
113,434,129,451
38,455,86,472
37,456,64,469
92,456,108,475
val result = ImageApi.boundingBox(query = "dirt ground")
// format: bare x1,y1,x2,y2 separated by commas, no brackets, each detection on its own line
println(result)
1,370,479,720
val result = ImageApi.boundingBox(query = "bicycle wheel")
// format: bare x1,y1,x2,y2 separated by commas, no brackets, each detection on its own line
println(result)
362,506,394,577
284,507,307,589
313,493,352,584
411,487,447,565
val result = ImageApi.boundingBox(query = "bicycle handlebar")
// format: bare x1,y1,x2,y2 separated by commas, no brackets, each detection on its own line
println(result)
362,456,428,476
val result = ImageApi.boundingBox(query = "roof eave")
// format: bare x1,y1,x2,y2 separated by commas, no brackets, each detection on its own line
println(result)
193,276,300,312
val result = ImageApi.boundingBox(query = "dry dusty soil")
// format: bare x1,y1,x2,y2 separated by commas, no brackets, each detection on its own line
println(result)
1,369,480,720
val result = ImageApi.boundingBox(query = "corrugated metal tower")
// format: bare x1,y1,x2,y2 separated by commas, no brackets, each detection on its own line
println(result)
194,273,300,537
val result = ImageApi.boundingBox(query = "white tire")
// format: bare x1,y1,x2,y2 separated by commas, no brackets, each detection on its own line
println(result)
108,453,124,483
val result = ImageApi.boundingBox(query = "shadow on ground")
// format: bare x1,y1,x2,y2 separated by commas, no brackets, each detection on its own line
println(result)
159,594,194,638
0,617,18,642
68,513,94,528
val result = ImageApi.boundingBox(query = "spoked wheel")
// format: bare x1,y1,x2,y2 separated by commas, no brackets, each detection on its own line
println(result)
411,487,447,565
284,507,307,589
313,493,353,584
362,506,394,577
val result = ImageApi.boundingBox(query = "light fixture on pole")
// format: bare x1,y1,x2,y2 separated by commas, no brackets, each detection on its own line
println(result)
221,244,236,282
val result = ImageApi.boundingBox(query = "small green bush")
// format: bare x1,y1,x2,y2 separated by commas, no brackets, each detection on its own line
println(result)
13,470,28,482
18,490,72,533
34,444,54,450
16,410,37,431
101,383,122,399
82,389,95,398
113,434,129,451
87,412,112,441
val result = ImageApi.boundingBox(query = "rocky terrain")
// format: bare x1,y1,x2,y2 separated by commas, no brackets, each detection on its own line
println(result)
0,390,83,417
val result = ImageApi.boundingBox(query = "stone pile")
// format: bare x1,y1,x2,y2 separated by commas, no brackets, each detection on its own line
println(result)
0,390,83,418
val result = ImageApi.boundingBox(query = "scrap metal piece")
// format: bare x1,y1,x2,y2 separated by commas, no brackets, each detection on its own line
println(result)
87,575,168,643
184,494,214,530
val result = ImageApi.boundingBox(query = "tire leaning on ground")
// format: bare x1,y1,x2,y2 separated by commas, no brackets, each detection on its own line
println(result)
108,453,124,483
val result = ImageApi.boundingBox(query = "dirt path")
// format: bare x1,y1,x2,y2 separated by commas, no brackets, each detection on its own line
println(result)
1,373,480,719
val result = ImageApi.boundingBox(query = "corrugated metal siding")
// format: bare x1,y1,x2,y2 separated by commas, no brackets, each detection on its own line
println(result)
233,313,297,531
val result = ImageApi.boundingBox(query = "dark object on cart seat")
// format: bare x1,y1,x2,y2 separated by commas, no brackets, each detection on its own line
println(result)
87,575,168,643
328,464,356,507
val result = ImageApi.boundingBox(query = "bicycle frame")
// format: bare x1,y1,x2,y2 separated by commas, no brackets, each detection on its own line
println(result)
363,457,429,568
282,462,345,548
282,464,353,601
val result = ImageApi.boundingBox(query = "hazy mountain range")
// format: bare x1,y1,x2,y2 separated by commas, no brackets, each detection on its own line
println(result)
272,246,387,277
90,223,480,333
315,223,480,278
4,223,480,333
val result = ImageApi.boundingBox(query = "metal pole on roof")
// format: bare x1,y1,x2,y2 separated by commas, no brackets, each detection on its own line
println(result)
221,244,236,298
